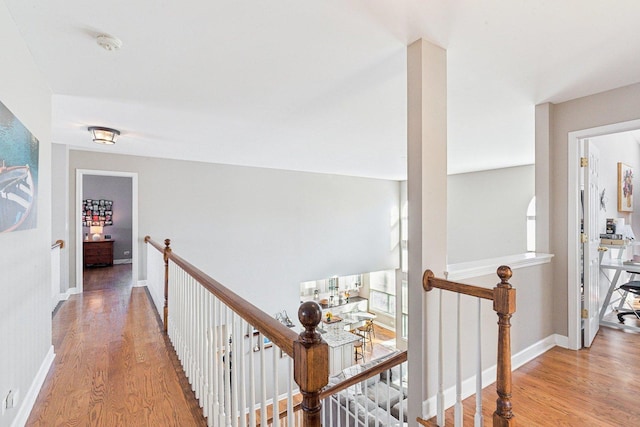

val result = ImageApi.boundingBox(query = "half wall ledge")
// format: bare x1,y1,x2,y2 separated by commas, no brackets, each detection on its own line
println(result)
446,252,554,281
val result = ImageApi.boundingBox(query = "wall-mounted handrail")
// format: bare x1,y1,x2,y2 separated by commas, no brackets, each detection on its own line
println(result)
423,265,516,427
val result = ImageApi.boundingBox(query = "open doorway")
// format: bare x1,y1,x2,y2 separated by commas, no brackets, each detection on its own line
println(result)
75,169,138,293
568,119,640,349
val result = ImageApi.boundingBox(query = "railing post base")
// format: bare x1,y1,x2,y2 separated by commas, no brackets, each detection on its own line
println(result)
294,301,328,427
493,412,516,427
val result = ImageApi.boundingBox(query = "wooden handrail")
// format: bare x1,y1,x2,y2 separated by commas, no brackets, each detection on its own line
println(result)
144,236,299,356
423,270,494,300
146,236,329,426
51,239,64,250
423,265,516,427
318,351,408,400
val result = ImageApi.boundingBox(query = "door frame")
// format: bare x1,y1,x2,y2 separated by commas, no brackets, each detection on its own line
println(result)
75,169,139,292
567,119,640,349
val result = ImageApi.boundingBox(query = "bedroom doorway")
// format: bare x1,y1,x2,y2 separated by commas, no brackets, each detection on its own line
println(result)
75,169,139,293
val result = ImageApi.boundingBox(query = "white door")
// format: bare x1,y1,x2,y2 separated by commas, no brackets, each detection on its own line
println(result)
583,140,600,347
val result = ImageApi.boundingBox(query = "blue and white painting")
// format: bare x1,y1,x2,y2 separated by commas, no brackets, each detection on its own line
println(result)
0,100,39,233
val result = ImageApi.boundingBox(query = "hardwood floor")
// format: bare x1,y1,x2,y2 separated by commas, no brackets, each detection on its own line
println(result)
356,323,398,364
419,326,640,426
32,265,640,426
83,264,133,292
27,265,206,426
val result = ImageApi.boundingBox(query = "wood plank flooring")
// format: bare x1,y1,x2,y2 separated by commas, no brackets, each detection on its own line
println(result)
27,265,206,426
32,264,640,426
419,326,640,426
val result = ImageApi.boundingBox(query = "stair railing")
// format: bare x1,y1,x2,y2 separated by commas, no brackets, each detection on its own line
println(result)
422,266,516,427
145,236,329,426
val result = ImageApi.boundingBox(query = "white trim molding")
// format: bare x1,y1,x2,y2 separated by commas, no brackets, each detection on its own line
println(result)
446,252,554,281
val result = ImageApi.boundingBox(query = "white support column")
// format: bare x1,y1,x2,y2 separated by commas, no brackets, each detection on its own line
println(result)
535,102,552,254
407,38,448,422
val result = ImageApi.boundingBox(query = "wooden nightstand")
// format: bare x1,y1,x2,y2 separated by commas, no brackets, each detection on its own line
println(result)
83,240,114,267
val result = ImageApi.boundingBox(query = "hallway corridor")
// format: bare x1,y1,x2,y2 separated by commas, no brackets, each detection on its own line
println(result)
27,266,206,426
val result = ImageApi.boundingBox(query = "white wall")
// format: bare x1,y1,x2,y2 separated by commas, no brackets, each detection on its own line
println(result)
68,150,400,321
447,165,535,263
51,143,69,293
0,2,53,426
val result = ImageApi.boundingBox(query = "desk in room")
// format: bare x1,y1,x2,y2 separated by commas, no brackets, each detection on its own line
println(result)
599,259,640,331
83,240,114,267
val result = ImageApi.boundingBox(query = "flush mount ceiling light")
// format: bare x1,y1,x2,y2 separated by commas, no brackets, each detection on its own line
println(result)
88,126,120,145
96,34,122,51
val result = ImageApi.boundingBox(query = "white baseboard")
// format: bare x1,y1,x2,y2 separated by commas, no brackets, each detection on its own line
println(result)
421,334,558,420
12,346,55,427
66,286,81,295
114,258,132,265
554,334,569,349
58,291,70,301
134,280,147,288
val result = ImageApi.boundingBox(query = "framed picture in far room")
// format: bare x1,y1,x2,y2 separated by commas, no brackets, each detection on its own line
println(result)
618,162,634,212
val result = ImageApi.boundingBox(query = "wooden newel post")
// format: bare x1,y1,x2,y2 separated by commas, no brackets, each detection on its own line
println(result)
493,265,516,427
294,301,329,427
163,238,171,333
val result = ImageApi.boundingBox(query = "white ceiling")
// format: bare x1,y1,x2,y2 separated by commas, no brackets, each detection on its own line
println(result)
6,1,640,180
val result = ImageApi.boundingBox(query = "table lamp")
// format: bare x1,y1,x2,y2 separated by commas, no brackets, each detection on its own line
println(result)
90,225,103,241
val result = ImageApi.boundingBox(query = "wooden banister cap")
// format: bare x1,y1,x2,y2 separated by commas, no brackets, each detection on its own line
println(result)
497,265,513,286
298,301,322,344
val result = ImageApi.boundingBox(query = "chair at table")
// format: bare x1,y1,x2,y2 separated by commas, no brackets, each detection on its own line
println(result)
617,281,640,323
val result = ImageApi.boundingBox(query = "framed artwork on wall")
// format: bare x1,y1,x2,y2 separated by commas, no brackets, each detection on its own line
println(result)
82,199,114,226
618,162,634,212
0,99,39,233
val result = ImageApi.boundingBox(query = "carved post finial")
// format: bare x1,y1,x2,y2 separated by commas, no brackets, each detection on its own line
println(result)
497,265,513,286
298,301,322,344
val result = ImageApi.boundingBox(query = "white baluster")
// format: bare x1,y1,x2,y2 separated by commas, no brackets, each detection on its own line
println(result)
206,293,214,426
224,306,232,427
287,357,293,427
231,312,240,427
272,342,279,427
474,298,484,427
213,297,221,425
194,282,202,401
248,324,256,427
437,289,444,426
399,362,405,425
260,333,267,426
239,318,247,427
455,293,463,427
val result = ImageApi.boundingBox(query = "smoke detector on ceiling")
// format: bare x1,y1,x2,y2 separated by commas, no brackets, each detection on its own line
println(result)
96,34,122,51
